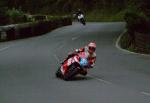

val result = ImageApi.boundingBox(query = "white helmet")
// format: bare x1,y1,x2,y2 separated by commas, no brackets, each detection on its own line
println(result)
88,42,96,54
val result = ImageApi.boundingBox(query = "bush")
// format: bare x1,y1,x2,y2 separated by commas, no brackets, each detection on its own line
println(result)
5,8,26,24
120,32,131,49
122,4,150,54
5,8,24,18
124,5,150,34
0,7,9,25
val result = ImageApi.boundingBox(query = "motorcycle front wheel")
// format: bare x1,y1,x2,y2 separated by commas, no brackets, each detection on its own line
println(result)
63,64,79,81
56,67,63,78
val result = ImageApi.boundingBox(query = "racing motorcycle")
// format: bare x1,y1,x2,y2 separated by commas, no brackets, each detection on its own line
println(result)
56,52,90,81
77,13,86,25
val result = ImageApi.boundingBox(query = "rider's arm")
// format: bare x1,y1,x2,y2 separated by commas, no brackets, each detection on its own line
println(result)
66,47,83,59
88,56,96,68
75,47,84,53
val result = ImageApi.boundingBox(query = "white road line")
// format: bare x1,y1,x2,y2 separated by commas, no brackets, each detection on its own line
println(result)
116,30,150,57
72,36,79,41
57,44,65,50
0,45,13,52
89,74,150,96
141,92,150,96
88,74,112,84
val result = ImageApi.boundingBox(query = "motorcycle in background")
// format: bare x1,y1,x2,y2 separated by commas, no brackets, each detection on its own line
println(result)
73,13,86,25
77,13,86,25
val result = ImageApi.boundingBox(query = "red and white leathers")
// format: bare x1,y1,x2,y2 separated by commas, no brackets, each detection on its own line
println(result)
75,46,96,67
60,55,80,75
61,46,96,75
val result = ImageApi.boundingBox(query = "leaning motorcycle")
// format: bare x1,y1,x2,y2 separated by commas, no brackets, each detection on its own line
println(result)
56,52,89,80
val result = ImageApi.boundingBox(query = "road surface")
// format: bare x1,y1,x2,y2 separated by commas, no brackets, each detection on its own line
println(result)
0,22,150,103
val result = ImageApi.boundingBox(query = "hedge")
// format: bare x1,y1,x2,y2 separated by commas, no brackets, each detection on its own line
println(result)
0,16,72,41
123,6,150,54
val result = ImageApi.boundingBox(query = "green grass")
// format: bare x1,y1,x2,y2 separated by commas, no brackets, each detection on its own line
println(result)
86,9,126,22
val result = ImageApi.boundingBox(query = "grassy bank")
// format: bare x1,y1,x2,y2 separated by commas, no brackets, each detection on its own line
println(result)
86,9,126,22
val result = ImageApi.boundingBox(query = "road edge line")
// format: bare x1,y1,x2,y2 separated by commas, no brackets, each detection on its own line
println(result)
115,29,150,57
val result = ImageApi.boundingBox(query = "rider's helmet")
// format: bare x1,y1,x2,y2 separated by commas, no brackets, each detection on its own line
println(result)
88,42,96,54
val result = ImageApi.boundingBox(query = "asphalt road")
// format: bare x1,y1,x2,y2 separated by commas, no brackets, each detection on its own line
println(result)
0,22,150,103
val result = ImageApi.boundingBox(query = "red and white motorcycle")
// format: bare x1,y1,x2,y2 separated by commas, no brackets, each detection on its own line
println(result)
56,52,90,80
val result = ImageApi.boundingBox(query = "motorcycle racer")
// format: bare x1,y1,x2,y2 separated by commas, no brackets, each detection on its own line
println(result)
56,42,96,80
